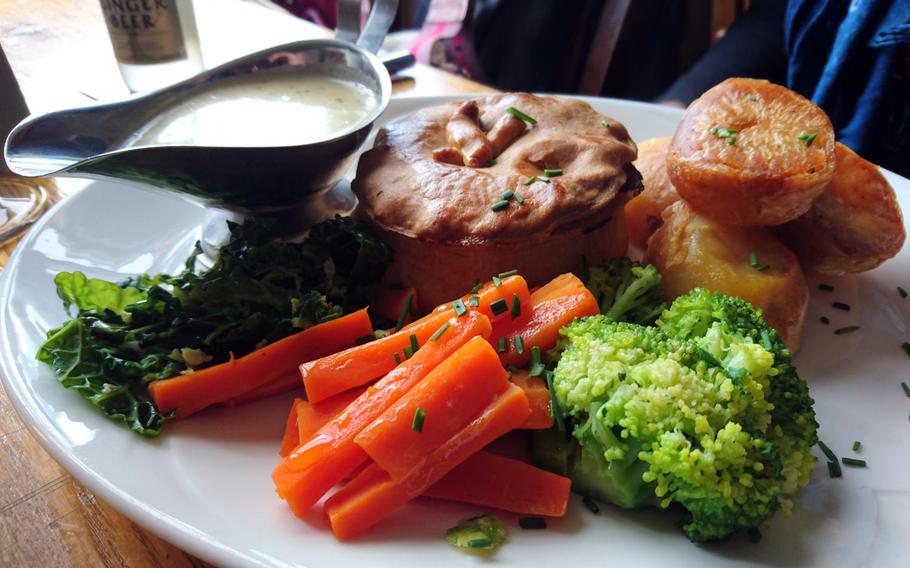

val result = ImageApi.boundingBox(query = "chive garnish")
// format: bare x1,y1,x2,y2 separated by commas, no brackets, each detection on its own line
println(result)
827,460,842,478
818,283,834,292
819,316,830,325
506,365,522,373
409,334,420,353
467,537,493,549
511,293,521,320
852,441,861,452
506,106,537,125
832,302,851,311
514,335,525,355
713,127,738,138
748,251,769,271
470,281,484,294
902,342,910,356
747,94,757,102
519,517,547,530
817,440,838,462
539,176,551,183
798,133,809,141
727,136,737,145
491,200,510,212
430,323,450,342
498,269,518,278
394,352,402,365
842,457,866,467
468,296,480,307
489,298,508,316
524,176,537,185
529,346,544,377
899,286,908,299
805,133,818,147
514,191,525,204
497,337,507,353
601,120,610,128
395,292,414,331
411,407,426,432
403,345,414,359
492,276,502,287
901,382,910,397
834,325,860,335
747,528,762,543
582,496,600,514
501,190,514,200
453,298,468,317
543,168,563,177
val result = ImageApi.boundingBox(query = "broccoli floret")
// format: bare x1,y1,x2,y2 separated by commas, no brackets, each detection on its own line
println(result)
537,289,818,542
584,258,666,325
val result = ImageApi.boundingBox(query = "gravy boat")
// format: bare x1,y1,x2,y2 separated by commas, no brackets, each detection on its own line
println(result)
4,0,398,214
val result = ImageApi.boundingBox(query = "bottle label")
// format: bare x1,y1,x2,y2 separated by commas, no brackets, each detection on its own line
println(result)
100,0,187,64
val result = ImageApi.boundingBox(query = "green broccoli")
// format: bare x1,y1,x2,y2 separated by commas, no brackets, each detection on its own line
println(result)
533,288,817,542
583,258,666,324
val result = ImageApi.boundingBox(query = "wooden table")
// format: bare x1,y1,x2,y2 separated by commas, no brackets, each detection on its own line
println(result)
0,1,491,565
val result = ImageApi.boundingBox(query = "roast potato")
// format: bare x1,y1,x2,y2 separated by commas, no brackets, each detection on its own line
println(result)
625,137,681,248
775,142,905,274
646,201,808,352
667,78,835,226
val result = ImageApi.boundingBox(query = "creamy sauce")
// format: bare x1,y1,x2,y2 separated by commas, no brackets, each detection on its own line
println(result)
131,71,378,147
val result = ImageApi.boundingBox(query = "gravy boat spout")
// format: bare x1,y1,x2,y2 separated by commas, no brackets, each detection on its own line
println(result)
3,37,392,214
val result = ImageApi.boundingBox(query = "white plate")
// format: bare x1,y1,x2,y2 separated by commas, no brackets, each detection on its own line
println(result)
2,96,909,568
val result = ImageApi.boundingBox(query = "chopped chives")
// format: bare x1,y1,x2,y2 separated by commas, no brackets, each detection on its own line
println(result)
513,190,525,204
747,528,762,544
506,364,522,373
713,127,738,138
491,199,510,212
817,440,838,462
601,120,610,128
543,168,563,177
395,292,414,331
901,381,910,397
524,176,537,185
852,441,862,452
529,346,544,377
403,345,414,359
834,325,860,335
468,296,480,307
827,460,842,478
501,190,514,200
582,495,600,514
798,133,809,140
470,281,484,294
498,269,519,278
411,407,426,432
899,286,908,299
749,251,769,271
819,316,830,325
727,136,737,145
489,298,508,316
903,342,910,356
832,302,851,311
841,457,866,467
497,337,507,353
394,352,402,365
539,176,551,183
746,94,757,102
467,537,493,549
805,133,818,147
453,298,468,317
511,293,521,320
492,276,503,287
409,334,420,353
506,106,537,125
514,335,525,355
818,283,835,292
430,323,450,342
518,517,547,530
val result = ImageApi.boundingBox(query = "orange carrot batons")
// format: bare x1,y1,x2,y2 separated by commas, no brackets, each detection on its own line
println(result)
354,337,510,480
149,308,372,418
509,370,554,430
278,399,303,457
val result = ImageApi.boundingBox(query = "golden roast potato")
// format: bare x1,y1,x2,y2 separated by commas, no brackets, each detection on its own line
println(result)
624,137,681,249
646,201,808,352
667,78,835,226
775,142,905,274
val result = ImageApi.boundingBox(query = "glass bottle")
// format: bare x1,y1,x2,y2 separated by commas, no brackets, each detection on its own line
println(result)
99,0,203,93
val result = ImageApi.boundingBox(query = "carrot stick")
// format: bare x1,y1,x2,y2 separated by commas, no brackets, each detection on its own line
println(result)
509,370,554,430
226,369,302,407
302,276,527,404
372,286,418,326
149,308,372,418
449,275,531,325
295,387,365,442
274,311,492,516
278,399,303,457
492,273,599,368
324,383,530,540
354,337,509,480
424,451,570,516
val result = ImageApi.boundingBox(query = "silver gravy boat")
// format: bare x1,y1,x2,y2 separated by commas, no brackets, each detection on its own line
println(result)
4,0,399,215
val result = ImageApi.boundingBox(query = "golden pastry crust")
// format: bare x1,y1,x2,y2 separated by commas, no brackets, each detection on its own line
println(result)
667,78,835,226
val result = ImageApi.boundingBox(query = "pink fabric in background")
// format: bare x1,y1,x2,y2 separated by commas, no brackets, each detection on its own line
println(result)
276,0,338,28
